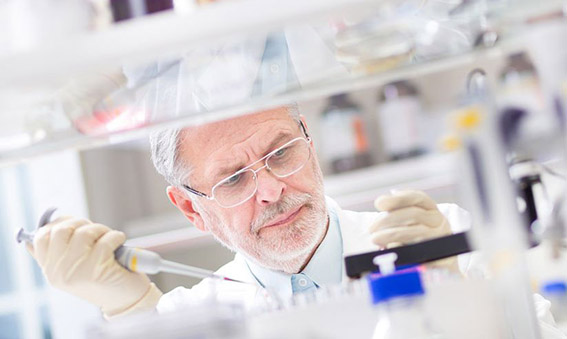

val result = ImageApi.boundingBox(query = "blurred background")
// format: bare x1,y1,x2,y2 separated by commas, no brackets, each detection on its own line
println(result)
0,0,566,338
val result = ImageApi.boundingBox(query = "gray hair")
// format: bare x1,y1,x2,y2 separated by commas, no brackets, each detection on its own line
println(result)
149,104,301,188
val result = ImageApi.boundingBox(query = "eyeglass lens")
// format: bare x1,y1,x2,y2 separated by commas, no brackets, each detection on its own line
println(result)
212,138,310,207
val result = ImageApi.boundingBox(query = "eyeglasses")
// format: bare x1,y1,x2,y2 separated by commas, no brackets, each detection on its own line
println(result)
183,131,312,208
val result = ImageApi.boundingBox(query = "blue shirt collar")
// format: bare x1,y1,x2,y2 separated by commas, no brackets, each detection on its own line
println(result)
245,196,344,300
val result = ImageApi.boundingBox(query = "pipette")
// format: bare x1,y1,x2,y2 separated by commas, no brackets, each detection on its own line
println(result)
16,208,248,284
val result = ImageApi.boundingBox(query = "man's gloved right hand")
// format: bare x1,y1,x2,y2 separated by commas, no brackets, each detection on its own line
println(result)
370,190,460,274
27,217,162,318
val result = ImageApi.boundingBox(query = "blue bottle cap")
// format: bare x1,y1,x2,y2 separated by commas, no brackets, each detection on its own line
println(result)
541,281,567,295
367,268,424,304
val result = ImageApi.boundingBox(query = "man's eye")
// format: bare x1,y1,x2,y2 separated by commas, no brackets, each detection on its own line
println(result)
273,147,288,158
222,173,242,187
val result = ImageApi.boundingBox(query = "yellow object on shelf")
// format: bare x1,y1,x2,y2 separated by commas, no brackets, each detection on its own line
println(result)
440,134,462,152
455,106,483,131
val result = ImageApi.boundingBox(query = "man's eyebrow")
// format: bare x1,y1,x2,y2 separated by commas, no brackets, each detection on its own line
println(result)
264,132,293,154
214,161,246,180
213,132,294,180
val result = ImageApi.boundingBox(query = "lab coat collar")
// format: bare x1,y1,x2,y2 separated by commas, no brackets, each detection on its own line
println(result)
301,197,343,287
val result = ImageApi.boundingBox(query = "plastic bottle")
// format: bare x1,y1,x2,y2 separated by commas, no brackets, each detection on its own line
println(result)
320,93,372,173
368,254,444,339
377,80,425,161
541,281,567,327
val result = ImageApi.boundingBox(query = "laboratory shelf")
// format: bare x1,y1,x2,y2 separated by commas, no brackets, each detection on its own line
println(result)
119,209,216,252
0,0,559,91
324,152,458,210
0,35,530,167
0,0,564,166
125,226,215,252
0,0,372,105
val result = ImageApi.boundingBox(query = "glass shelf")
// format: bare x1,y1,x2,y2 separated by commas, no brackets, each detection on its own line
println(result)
324,152,458,209
0,0,564,166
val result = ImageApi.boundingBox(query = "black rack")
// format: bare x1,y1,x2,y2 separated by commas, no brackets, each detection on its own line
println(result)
344,232,472,278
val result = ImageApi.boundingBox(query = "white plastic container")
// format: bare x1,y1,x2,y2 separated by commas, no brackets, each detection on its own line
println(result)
368,268,444,339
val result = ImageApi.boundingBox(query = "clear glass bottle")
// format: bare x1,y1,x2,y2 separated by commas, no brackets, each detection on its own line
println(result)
377,80,425,161
320,93,372,173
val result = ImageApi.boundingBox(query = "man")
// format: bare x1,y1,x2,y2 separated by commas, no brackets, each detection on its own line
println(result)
28,104,464,318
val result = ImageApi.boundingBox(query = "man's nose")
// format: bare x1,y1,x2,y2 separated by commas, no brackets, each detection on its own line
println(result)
254,168,286,206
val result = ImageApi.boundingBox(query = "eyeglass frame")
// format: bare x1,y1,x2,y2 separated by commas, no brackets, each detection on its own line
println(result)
182,121,312,208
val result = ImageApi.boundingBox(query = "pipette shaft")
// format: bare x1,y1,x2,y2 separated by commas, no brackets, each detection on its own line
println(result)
114,245,245,283
17,213,247,284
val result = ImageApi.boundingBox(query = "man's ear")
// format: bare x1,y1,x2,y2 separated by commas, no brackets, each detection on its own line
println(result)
299,114,314,146
166,186,207,232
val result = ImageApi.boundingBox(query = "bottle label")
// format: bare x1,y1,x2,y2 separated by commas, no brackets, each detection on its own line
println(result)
499,74,545,113
321,108,366,160
378,97,422,156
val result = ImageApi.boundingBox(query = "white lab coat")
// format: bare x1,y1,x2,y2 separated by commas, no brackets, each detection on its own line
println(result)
157,198,565,338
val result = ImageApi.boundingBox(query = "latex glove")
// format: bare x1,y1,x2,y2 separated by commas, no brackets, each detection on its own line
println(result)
27,217,162,318
370,190,458,272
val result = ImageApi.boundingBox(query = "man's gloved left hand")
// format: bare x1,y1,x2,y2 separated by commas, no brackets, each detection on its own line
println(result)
369,190,459,273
